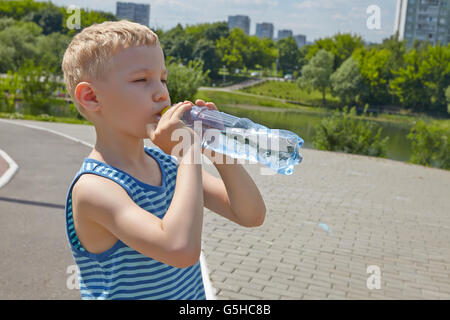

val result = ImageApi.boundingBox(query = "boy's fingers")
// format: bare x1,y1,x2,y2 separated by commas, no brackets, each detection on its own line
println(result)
172,102,193,120
206,102,218,110
163,102,183,118
195,99,206,106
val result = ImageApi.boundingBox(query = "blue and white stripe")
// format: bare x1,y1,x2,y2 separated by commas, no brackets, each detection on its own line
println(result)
65,146,206,300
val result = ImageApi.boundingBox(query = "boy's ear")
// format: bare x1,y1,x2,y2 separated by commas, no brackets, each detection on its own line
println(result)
75,82,100,113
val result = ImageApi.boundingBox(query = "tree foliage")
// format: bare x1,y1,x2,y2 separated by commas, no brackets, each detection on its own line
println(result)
330,57,365,106
276,36,300,74
307,33,364,71
297,49,334,106
353,47,393,105
407,120,450,169
215,28,277,71
166,58,209,104
18,59,59,115
390,44,450,114
313,105,389,157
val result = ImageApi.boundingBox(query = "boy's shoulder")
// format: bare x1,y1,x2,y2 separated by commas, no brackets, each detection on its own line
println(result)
72,173,128,209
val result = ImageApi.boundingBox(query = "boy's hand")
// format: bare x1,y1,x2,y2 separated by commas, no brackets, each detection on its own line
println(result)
146,101,198,158
194,99,224,159
195,99,218,111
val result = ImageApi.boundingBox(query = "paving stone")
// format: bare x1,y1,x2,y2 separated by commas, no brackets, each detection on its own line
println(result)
9,120,450,301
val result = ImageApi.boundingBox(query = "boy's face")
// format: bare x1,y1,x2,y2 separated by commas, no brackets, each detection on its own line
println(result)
92,44,170,139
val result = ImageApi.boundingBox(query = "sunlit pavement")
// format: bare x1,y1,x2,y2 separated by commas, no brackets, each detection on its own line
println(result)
1,119,449,299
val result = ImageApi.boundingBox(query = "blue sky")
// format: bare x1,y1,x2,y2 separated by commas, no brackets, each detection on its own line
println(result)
38,0,397,43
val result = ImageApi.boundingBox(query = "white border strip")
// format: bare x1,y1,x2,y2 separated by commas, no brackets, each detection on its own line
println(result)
0,118,217,300
0,148,19,189
200,246,217,300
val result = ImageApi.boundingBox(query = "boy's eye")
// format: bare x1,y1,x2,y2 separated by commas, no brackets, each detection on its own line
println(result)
134,78,146,83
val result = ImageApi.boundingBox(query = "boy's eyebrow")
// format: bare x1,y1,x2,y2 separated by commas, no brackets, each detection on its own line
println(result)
129,68,168,75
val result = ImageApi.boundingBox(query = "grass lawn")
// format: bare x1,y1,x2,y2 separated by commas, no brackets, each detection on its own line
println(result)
240,80,340,107
195,89,329,115
0,112,92,125
196,88,450,129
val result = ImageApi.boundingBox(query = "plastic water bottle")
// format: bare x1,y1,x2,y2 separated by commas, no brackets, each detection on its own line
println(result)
162,105,304,175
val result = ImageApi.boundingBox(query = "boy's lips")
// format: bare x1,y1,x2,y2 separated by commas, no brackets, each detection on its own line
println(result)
156,106,170,121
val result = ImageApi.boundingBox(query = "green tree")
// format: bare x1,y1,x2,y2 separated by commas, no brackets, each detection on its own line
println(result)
0,16,15,30
375,34,406,74
330,57,365,106
246,35,277,70
35,32,71,74
307,33,364,70
159,24,194,65
192,38,222,78
296,45,310,75
420,44,450,114
0,0,47,20
216,28,246,70
297,49,334,106
18,59,59,115
0,71,21,113
166,58,209,104
276,36,300,74
22,3,63,35
216,28,276,72
313,105,389,157
390,44,449,114
353,47,393,105
446,86,450,107
390,49,427,111
407,121,450,169
185,21,229,42
0,20,42,72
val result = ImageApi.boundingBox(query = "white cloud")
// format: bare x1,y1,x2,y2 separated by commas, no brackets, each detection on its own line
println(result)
38,0,395,43
293,0,355,10
293,0,335,10
216,0,278,6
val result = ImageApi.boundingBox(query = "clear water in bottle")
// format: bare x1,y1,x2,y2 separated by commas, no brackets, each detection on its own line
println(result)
181,105,304,175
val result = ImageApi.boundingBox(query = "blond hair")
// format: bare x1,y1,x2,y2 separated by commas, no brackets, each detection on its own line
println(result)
62,20,160,118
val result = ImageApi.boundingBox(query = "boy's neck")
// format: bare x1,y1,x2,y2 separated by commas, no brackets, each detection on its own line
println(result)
91,126,147,170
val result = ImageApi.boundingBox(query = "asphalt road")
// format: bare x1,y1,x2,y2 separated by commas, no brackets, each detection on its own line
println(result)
1,118,450,300
0,120,84,299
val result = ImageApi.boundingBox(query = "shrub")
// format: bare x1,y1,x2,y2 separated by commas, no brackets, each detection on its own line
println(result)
166,58,209,104
18,59,58,115
407,121,449,170
313,105,389,157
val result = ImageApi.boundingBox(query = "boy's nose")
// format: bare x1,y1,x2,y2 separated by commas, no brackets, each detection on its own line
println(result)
152,87,169,103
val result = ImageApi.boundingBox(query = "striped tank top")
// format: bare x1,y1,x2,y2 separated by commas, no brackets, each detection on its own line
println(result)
64,145,206,300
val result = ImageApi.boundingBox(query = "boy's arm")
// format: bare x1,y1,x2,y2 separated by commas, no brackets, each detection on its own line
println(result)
192,98,266,228
72,144,203,269
201,151,266,228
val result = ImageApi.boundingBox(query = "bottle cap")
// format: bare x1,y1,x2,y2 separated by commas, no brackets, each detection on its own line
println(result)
161,106,170,115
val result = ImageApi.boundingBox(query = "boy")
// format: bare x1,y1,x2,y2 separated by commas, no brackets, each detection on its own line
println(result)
62,20,266,300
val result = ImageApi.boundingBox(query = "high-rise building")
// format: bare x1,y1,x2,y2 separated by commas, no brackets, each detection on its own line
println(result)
394,0,449,46
228,15,250,35
256,22,274,39
277,29,293,40
116,2,150,27
294,34,307,48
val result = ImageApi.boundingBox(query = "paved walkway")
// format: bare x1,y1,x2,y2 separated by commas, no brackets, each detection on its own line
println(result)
1,119,449,300
0,153,8,177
